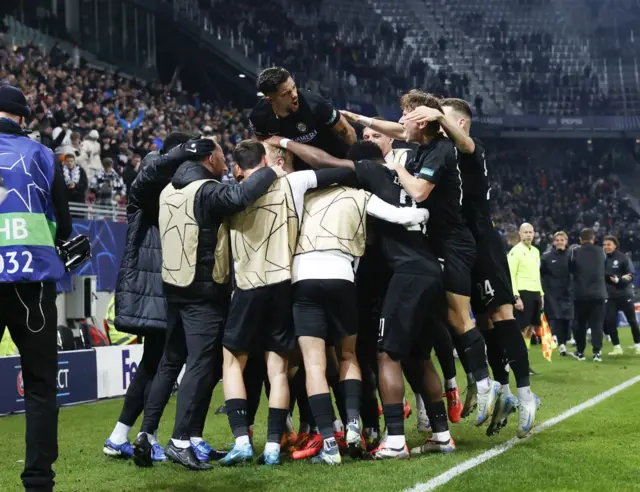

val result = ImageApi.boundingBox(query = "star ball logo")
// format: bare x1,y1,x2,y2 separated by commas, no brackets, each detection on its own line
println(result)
17,370,24,397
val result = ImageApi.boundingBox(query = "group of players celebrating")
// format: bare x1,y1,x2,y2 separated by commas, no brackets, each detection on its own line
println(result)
104,66,539,470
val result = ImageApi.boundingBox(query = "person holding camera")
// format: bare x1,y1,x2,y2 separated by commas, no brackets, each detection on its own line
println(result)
0,85,72,492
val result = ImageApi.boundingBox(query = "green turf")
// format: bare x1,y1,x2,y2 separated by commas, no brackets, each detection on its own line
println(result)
1,331,639,492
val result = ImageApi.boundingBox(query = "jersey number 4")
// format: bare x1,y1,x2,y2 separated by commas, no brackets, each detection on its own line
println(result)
476,280,495,301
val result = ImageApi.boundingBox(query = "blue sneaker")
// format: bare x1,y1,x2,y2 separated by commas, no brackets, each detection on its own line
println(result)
218,442,253,466
191,440,227,461
103,439,134,459
152,443,167,462
257,449,280,466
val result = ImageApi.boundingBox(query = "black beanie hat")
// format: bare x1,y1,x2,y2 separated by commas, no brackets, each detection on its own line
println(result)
0,84,31,119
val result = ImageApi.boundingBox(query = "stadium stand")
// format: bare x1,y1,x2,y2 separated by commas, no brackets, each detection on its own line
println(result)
2,1,640,260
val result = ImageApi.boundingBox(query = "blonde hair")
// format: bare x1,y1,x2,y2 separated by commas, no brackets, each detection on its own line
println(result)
262,142,294,171
553,231,568,240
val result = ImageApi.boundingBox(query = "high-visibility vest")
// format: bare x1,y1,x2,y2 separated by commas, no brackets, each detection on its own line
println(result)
105,296,137,345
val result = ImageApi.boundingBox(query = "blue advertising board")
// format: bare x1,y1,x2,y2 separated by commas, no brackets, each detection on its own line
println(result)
0,349,98,415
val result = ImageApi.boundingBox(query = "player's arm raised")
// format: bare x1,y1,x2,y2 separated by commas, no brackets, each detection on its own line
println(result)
406,106,475,154
340,110,406,141
264,136,355,170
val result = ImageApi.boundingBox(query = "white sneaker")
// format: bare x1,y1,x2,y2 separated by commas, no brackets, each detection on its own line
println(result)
567,338,577,346
559,344,567,356
517,394,540,439
474,381,501,427
605,335,612,343
414,394,431,433
487,390,518,437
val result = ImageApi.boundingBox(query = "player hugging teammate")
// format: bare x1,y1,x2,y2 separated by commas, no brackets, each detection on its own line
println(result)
108,66,540,471
249,69,541,461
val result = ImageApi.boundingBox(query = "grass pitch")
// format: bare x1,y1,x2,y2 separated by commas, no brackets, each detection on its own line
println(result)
1,331,639,492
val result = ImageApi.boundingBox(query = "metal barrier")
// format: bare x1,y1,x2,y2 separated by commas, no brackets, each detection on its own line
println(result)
69,202,127,223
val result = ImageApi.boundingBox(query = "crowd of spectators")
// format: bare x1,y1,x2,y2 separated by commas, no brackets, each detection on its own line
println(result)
489,140,640,259
0,41,248,207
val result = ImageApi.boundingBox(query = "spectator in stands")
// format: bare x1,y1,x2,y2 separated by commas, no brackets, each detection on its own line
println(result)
62,154,88,203
123,153,142,194
82,129,103,182
114,103,146,133
91,157,125,206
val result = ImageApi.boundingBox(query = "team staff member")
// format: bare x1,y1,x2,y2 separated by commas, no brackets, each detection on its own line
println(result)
541,231,574,356
508,223,544,353
104,134,219,463
151,139,278,470
603,236,640,355
569,228,607,361
249,67,356,170
0,85,72,492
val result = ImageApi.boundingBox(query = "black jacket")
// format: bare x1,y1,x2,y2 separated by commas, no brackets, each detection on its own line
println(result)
541,247,574,319
605,249,635,299
569,243,607,302
114,147,194,335
163,161,277,304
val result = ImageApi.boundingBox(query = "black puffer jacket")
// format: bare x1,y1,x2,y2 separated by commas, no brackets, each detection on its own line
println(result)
162,161,277,303
114,147,193,335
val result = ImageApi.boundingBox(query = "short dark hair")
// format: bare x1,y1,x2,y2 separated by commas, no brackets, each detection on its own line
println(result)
161,131,192,154
399,90,442,136
603,235,619,247
346,140,384,162
233,140,266,170
580,228,595,242
441,98,473,119
102,157,113,168
257,67,291,94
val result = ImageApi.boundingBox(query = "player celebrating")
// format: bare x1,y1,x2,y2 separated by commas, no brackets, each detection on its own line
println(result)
264,135,455,459
250,67,356,170
291,156,429,465
218,141,355,466
341,92,500,430
405,99,539,438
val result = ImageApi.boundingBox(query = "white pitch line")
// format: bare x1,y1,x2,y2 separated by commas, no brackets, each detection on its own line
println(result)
406,374,640,492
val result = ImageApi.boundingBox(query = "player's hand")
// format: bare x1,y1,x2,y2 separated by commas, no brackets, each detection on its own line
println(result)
339,110,361,123
610,275,619,284
405,106,442,123
515,297,524,312
263,136,283,147
622,274,633,281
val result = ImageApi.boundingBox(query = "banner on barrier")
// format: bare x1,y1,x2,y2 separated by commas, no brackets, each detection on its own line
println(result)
95,345,145,399
0,350,97,415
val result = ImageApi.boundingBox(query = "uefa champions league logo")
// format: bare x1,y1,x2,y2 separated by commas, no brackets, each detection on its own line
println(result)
17,370,24,397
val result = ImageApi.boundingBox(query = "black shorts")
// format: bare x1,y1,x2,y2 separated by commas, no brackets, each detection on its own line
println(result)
516,290,542,330
293,279,358,341
428,229,476,297
471,228,515,314
222,281,295,354
378,273,444,360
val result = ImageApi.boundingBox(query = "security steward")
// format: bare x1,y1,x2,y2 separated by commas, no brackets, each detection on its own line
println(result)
0,85,72,492
142,139,278,470
603,235,640,355
540,231,574,355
